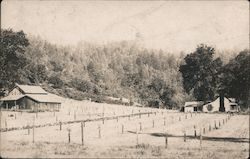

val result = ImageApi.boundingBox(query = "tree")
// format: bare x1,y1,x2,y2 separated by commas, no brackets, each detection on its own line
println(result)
179,44,222,101
0,29,29,95
220,50,250,108
48,74,63,89
160,86,176,108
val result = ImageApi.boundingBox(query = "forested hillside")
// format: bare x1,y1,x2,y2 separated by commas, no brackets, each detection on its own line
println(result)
1,29,249,109
26,36,190,107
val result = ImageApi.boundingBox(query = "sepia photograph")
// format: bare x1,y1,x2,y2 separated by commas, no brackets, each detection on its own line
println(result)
0,0,249,158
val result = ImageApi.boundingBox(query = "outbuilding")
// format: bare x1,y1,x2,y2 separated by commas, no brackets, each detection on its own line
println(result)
0,84,61,111
183,101,203,112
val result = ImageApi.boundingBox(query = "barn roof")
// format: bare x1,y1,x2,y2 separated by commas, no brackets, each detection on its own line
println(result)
26,94,62,104
16,84,47,94
0,95,25,101
0,94,61,104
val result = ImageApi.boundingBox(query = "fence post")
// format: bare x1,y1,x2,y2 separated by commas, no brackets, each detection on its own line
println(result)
122,124,124,134
214,120,217,129
28,125,30,135
102,118,105,124
219,121,221,127
68,129,71,143
32,125,35,143
184,131,186,142
5,119,7,128
32,117,35,143
152,120,154,128
98,125,101,138
81,122,84,146
165,132,168,149
194,125,196,137
136,127,138,146
203,127,206,134
200,128,202,149
139,122,142,131
209,124,211,131
60,121,62,131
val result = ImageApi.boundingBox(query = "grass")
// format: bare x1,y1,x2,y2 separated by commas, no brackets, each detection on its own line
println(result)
0,100,248,158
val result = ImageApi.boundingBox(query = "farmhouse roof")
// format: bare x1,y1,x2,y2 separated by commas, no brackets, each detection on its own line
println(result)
26,94,62,104
228,98,236,103
184,101,203,107
0,94,61,104
16,84,47,94
0,95,25,101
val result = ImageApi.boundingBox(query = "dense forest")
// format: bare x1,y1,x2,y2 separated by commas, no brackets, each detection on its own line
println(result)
1,29,249,109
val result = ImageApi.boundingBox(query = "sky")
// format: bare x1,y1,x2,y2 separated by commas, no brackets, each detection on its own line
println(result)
1,0,249,53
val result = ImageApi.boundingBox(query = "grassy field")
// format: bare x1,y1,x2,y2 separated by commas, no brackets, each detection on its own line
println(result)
0,98,249,158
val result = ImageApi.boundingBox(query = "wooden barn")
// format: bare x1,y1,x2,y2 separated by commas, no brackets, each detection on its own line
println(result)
0,84,61,111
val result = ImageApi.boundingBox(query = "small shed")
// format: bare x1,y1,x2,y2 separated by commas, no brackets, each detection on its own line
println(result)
184,101,203,112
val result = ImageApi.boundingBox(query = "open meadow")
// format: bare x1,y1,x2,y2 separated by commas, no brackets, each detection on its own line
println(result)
0,98,249,158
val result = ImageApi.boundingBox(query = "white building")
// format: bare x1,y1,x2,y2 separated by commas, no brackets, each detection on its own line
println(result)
203,97,239,112
184,101,203,112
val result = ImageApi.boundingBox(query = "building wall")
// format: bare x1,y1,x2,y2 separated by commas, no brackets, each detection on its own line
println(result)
184,107,194,112
203,97,231,112
24,97,37,110
3,98,61,111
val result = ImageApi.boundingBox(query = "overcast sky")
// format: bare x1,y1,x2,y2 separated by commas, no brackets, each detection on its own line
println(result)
1,1,249,53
